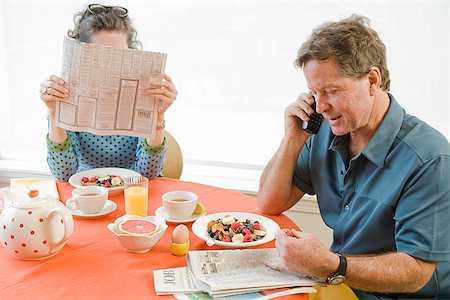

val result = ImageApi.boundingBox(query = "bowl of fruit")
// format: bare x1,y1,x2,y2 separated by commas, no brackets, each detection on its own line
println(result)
69,168,141,196
107,215,167,253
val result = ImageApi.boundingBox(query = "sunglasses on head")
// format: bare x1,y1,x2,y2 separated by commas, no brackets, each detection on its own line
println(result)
87,4,128,18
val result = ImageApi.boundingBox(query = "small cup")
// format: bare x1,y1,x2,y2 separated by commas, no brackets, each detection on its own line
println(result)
66,186,108,214
162,191,198,220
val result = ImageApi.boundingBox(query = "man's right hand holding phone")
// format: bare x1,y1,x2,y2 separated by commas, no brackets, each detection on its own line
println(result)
284,93,323,139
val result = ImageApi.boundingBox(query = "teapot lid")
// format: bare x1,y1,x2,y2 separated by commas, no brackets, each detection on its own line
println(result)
11,190,54,209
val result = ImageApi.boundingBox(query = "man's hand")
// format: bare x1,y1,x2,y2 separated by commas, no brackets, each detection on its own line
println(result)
284,93,316,139
266,229,338,279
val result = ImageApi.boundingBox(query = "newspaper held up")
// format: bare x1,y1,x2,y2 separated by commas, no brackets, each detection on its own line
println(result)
56,37,167,139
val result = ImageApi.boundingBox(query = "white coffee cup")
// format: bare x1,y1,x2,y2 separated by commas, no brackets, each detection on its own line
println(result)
66,186,108,214
162,191,198,220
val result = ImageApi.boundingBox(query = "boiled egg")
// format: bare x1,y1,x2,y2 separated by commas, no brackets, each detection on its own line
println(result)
171,224,189,244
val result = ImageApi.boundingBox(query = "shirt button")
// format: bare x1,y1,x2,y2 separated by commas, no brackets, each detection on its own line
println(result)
344,205,349,211
340,170,344,175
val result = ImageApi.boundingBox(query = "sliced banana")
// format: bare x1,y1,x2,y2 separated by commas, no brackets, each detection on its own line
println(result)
231,233,244,243
253,229,266,237
111,177,121,186
211,223,224,233
221,215,235,225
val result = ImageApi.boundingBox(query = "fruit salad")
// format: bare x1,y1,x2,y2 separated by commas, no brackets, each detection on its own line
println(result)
207,214,266,243
81,175,123,188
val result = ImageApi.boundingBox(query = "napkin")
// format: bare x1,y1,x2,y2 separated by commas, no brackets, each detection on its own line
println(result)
9,178,60,200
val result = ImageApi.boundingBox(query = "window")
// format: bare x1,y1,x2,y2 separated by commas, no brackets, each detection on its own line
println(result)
1,1,448,193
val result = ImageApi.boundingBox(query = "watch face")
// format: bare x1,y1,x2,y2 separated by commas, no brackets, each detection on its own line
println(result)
329,275,346,285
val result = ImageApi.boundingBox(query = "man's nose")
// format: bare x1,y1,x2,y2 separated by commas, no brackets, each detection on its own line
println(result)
314,96,326,114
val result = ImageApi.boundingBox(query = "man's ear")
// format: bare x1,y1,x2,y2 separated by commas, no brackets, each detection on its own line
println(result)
367,67,382,96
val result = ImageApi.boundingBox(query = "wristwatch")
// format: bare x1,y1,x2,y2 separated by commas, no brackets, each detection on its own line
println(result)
327,253,347,285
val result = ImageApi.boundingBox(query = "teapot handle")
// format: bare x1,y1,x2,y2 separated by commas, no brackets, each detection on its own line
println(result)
46,208,73,254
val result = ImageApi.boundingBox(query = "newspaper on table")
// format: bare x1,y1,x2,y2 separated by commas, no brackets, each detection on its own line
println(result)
153,267,203,295
154,248,324,298
55,37,167,139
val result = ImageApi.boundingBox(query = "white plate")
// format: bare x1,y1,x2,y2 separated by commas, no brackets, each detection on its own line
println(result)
67,200,117,218
192,212,280,248
68,168,141,196
155,206,206,223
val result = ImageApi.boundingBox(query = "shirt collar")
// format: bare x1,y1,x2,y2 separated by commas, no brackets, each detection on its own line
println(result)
329,93,405,168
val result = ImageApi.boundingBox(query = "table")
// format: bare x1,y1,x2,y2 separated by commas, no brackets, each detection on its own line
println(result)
0,178,357,299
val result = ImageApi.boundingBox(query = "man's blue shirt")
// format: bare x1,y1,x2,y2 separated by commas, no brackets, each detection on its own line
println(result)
293,94,450,299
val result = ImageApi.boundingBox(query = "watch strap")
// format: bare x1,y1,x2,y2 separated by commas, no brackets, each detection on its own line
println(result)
327,253,347,285
337,253,347,276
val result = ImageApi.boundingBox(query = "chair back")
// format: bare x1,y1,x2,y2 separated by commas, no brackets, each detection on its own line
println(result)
162,131,183,179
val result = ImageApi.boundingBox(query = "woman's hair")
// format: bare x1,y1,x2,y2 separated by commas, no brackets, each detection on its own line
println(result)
295,14,390,91
67,4,142,50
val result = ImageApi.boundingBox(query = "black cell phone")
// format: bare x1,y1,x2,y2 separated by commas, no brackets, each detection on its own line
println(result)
301,101,323,134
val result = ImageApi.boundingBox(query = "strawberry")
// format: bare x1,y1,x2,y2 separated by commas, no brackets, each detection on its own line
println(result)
89,177,97,183
223,235,231,242
104,182,112,187
231,222,241,231
253,223,261,230
243,234,253,242
81,177,89,184
242,228,251,236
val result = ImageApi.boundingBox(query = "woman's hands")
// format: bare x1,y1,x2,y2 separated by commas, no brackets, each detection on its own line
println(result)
148,73,178,115
40,75,69,143
40,75,69,113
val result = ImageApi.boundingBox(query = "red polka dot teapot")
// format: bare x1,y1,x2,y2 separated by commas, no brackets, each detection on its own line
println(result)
0,189,74,260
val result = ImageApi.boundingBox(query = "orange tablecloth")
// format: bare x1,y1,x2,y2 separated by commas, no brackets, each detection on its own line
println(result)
0,178,308,299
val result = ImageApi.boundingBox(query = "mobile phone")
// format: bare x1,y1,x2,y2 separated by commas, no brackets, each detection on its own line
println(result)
301,100,323,134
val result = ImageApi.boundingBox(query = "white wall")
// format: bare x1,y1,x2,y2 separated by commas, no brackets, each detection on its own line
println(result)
0,1,448,193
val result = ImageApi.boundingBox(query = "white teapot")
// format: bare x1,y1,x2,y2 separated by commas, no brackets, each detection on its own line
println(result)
0,190,74,260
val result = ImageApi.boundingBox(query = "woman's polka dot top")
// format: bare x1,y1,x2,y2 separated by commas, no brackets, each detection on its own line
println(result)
46,131,166,181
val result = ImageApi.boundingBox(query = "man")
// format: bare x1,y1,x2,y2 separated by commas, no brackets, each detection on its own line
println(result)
258,15,449,299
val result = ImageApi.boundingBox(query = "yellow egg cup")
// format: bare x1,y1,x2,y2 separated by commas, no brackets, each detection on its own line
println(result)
170,240,190,256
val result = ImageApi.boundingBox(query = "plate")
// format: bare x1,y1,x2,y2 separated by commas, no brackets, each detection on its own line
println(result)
192,212,280,248
68,168,141,196
155,206,206,223
67,200,117,218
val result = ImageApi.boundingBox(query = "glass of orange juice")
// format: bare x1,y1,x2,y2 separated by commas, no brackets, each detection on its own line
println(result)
124,176,148,217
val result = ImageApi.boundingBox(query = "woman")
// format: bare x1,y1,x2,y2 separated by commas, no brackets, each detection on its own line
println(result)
40,4,178,181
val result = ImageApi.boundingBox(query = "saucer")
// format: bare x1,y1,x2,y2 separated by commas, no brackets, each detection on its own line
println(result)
67,200,117,218
155,205,206,223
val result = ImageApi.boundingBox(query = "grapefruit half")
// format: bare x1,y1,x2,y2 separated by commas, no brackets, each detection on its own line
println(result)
119,219,159,236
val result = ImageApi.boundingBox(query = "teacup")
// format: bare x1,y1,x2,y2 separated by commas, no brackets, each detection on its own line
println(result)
66,186,108,214
162,191,198,220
